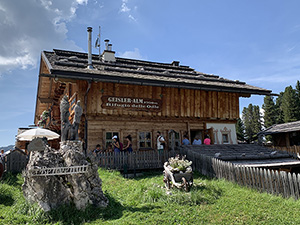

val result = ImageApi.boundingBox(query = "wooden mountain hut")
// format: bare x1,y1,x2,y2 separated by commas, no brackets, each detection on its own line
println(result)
34,36,272,153
259,120,300,148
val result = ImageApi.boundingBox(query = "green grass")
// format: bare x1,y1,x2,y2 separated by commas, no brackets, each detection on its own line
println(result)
1,169,300,224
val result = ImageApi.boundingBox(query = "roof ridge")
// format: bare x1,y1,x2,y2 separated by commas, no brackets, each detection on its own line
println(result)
41,49,273,96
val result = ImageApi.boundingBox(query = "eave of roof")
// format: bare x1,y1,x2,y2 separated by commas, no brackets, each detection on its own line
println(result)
258,121,300,135
41,49,274,96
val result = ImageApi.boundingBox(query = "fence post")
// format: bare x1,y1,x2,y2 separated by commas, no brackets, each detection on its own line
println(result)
236,165,242,185
275,171,282,196
260,169,264,192
250,167,255,188
264,169,270,193
297,174,300,199
267,169,273,194
288,172,295,200
281,171,289,198
293,173,299,200
246,166,251,187
270,170,276,195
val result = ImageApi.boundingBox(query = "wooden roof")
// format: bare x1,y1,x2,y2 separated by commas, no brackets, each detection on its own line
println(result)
231,158,300,168
184,144,293,161
40,49,273,96
183,144,300,168
259,120,300,135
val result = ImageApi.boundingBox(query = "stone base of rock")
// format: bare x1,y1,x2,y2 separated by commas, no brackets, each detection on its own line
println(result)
22,140,108,211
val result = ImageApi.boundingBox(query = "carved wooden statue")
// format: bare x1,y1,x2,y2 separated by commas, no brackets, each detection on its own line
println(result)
70,100,83,140
60,95,71,141
60,95,83,141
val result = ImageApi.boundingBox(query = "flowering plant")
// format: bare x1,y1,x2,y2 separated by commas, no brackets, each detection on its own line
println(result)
164,155,192,173
38,110,50,128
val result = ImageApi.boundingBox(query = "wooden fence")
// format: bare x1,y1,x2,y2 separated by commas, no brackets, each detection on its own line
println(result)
268,145,300,156
178,147,300,200
4,150,28,173
95,150,176,171
2,149,175,174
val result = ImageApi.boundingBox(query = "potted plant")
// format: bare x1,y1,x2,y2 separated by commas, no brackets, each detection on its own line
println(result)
163,155,193,191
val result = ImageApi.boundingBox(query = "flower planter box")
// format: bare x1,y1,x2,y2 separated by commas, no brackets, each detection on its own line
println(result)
163,165,193,192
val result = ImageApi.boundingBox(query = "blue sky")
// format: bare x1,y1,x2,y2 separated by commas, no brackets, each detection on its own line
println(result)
1,0,300,146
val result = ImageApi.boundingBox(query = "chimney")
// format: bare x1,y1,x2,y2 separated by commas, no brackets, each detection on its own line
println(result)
104,39,109,50
102,39,116,62
108,44,112,51
87,27,93,69
172,61,180,67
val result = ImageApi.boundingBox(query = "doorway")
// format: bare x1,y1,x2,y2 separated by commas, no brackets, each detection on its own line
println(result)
190,128,214,145
190,130,203,144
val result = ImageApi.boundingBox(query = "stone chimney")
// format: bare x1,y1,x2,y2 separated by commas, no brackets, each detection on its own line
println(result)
102,39,116,62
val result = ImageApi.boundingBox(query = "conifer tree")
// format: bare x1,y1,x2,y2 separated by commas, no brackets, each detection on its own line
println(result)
282,86,298,122
242,104,262,142
275,92,284,124
262,95,277,128
295,80,300,120
253,105,262,132
236,118,245,141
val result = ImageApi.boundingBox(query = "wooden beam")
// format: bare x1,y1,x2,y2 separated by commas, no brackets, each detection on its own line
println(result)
38,97,54,103
240,93,251,98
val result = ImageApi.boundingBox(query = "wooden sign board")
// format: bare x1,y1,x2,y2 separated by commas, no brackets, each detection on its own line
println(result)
102,96,162,112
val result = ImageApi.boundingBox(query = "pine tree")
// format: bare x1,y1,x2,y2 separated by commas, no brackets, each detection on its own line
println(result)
295,80,300,120
262,95,277,128
253,105,262,132
236,118,245,141
275,92,284,124
242,104,262,142
282,86,298,123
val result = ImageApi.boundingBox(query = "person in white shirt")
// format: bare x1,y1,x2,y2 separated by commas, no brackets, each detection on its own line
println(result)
156,131,165,153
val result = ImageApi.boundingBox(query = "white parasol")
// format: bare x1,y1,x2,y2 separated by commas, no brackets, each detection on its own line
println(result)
17,128,60,141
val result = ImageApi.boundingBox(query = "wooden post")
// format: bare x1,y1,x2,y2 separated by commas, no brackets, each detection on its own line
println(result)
285,133,290,148
187,122,191,143
136,129,139,151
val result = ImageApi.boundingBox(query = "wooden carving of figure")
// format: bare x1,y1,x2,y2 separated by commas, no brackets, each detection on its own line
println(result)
60,95,71,141
168,129,176,152
70,100,83,140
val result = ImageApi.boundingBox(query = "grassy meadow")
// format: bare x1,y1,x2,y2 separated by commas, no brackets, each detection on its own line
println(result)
1,168,300,224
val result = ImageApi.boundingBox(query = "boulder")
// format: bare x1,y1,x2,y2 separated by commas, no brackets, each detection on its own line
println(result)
22,140,108,211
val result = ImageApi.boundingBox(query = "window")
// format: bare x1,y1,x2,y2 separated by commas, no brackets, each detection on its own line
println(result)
222,134,229,144
220,127,232,144
168,131,180,148
105,132,119,149
139,132,152,148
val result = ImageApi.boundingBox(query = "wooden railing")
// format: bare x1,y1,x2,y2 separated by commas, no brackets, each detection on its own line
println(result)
178,146,300,200
94,151,176,171
267,145,300,155
213,158,300,200
3,151,28,173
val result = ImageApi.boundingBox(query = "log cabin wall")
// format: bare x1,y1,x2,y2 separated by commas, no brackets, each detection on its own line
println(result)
87,117,201,152
76,81,239,151
77,81,239,119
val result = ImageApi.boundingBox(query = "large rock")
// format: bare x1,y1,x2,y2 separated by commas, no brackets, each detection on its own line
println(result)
22,140,108,211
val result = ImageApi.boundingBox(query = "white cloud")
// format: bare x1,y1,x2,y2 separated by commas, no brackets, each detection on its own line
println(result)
117,48,145,60
0,0,85,75
120,1,130,13
76,0,88,4
128,14,136,22
119,0,137,22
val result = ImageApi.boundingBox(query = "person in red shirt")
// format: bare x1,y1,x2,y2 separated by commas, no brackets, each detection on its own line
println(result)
204,135,211,145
